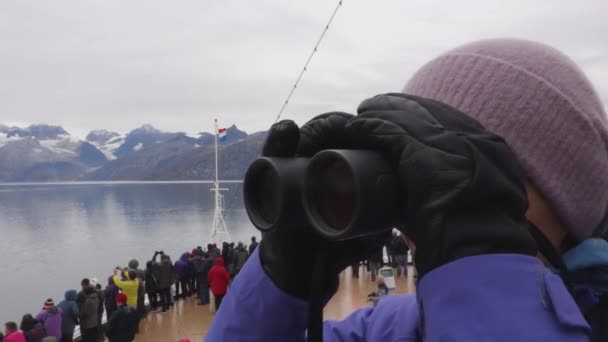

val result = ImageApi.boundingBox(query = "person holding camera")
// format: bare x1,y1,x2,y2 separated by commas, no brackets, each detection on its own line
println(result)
207,38,608,341
112,268,139,311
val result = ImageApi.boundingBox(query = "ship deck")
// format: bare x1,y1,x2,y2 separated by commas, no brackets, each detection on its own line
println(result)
136,266,416,341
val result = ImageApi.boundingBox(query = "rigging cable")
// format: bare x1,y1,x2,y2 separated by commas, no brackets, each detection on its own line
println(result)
273,0,344,123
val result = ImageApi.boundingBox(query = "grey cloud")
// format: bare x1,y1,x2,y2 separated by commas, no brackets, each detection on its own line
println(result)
0,0,606,137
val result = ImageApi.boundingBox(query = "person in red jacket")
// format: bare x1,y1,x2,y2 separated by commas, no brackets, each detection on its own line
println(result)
3,322,25,342
207,257,230,311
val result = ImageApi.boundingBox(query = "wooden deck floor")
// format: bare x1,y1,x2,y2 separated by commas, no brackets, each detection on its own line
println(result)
136,266,416,341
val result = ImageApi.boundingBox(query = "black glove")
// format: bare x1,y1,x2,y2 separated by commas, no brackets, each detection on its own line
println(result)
345,93,537,278
259,113,390,300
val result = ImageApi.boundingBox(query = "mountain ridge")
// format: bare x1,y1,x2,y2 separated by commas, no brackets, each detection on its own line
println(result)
0,123,262,182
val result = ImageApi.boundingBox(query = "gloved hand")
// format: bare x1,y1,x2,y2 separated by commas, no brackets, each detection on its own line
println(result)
259,112,390,300
345,93,537,278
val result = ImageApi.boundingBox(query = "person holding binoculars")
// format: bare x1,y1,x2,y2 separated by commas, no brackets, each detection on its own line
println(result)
207,38,608,341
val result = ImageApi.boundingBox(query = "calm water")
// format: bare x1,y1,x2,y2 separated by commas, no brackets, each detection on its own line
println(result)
0,182,257,324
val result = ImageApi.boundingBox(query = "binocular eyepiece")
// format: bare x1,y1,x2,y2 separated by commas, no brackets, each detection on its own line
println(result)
243,150,404,240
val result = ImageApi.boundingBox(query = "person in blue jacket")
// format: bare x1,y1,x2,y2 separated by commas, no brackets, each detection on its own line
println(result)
207,38,608,341
174,252,192,299
57,290,79,342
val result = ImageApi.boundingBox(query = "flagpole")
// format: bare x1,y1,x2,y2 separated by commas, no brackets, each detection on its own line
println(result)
214,118,219,185
210,118,231,244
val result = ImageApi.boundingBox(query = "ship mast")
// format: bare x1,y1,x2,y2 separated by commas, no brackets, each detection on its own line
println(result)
209,118,231,244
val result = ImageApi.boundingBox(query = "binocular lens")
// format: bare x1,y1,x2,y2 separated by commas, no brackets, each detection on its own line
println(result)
307,157,356,236
243,158,281,230
243,157,308,232
304,150,401,240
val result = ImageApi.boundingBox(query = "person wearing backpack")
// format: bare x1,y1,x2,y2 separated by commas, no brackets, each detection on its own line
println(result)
79,285,99,342
105,293,138,342
197,252,214,305
19,315,45,342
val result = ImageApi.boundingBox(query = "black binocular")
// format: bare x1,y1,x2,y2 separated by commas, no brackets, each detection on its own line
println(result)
243,150,404,240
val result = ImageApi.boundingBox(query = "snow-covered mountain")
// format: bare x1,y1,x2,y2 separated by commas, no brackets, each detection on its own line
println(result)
0,124,69,140
85,125,186,160
1,123,254,181
112,124,183,159
85,129,124,160
0,124,107,181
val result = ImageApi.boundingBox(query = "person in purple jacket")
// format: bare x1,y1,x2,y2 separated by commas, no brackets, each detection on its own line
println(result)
174,252,192,299
207,38,608,341
104,276,119,320
35,299,62,341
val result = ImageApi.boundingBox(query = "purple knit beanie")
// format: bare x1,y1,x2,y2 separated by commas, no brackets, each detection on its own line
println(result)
404,38,608,241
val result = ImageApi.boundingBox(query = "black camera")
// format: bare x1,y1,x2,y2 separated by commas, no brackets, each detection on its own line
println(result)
244,150,404,240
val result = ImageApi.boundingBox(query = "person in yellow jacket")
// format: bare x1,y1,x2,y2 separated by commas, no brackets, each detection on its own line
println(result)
112,268,140,309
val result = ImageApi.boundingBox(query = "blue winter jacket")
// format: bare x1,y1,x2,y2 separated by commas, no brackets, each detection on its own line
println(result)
206,248,591,341
57,290,79,336
175,252,191,279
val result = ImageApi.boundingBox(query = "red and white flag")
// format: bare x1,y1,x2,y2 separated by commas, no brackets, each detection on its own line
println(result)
218,128,227,140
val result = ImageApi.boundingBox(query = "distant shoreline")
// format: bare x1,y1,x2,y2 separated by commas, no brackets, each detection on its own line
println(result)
0,180,244,186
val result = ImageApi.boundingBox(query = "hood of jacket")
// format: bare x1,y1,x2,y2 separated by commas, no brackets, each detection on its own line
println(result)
119,304,134,314
179,252,190,262
563,238,608,272
128,259,139,269
215,257,225,266
561,238,608,312
83,285,97,295
20,314,38,331
64,289,77,301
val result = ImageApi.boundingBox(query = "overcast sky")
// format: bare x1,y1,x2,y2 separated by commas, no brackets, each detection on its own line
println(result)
0,0,607,138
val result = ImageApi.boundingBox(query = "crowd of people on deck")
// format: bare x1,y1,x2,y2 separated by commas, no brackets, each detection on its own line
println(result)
0,231,404,342
1,236,259,342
